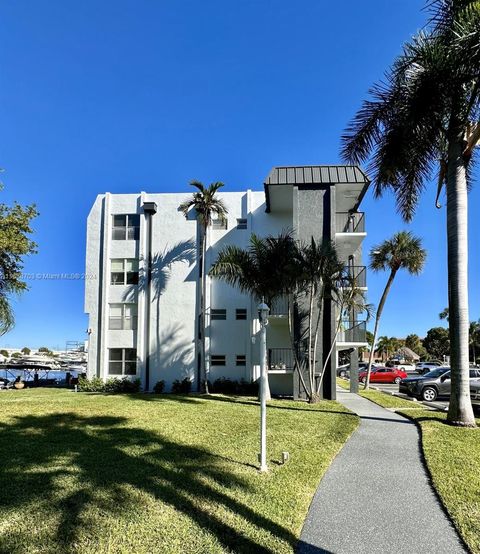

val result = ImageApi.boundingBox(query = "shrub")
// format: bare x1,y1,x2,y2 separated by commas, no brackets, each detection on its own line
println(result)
171,378,192,394
78,377,141,394
211,377,258,396
153,380,165,394
78,376,105,392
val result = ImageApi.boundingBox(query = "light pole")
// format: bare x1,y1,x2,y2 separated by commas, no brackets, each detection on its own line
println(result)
258,300,270,472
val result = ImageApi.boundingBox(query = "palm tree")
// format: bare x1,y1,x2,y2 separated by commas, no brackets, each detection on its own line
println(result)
341,1,479,425
293,239,344,401
363,232,426,389
469,321,480,365
209,232,298,400
179,181,228,393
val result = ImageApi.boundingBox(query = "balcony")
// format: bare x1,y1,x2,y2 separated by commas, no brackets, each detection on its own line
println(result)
336,320,367,345
335,212,366,259
269,297,289,318
342,266,367,289
268,348,294,373
336,212,365,233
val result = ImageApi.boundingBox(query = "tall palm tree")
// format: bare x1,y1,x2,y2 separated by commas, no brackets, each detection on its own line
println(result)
341,1,480,425
363,232,426,389
209,232,298,400
179,181,227,393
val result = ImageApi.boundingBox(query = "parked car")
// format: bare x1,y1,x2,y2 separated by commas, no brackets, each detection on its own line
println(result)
415,361,443,375
359,367,408,384
470,380,480,408
400,367,480,401
337,364,350,378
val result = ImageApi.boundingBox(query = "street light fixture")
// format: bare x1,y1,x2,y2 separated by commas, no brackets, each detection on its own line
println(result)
258,300,269,472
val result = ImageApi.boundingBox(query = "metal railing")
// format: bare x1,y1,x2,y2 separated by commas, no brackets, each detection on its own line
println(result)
337,321,366,343
336,212,365,233
268,348,294,371
270,297,289,316
344,266,367,288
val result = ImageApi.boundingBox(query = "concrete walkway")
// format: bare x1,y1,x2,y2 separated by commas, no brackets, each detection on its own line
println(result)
297,389,466,554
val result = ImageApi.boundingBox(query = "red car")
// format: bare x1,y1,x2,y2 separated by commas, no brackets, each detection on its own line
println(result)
359,367,407,384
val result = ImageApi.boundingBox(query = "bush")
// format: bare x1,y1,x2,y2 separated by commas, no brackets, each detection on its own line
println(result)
171,378,192,394
78,377,141,394
211,377,258,396
78,377,105,392
153,380,165,394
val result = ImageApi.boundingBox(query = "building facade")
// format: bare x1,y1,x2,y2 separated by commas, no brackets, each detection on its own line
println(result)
85,165,369,399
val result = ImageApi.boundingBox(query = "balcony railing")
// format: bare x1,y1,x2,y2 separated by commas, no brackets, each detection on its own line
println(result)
268,348,294,371
336,212,365,233
270,297,289,317
344,266,367,288
337,321,366,343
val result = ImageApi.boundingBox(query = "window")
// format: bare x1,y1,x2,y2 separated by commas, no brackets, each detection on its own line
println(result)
236,218,247,230
109,304,138,330
211,309,226,320
236,355,246,366
112,214,140,240
211,218,227,230
109,348,137,375
236,308,247,320
211,355,226,366
111,259,139,285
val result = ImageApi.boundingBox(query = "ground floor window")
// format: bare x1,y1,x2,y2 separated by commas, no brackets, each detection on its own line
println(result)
236,355,246,366
211,355,226,366
109,348,137,375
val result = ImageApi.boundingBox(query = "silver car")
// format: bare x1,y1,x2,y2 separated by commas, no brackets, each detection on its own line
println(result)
400,367,480,402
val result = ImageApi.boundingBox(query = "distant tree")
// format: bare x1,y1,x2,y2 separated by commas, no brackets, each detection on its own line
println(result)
423,327,450,360
469,321,480,365
439,307,449,322
405,334,427,359
38,347,50,353
0,200,38,335
11,352,22,359
0,349,8,358
21,347,30,355
364,232,427,388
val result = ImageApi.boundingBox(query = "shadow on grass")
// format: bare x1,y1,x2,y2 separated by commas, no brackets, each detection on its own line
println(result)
0,413,296,553
198,393,358,417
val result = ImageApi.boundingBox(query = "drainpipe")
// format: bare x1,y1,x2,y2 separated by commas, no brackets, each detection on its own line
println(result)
142,201,157,391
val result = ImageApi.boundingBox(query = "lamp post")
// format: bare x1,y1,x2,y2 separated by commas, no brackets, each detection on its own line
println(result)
258,300,270,472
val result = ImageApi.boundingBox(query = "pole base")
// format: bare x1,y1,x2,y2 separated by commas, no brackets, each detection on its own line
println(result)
259,464,268,473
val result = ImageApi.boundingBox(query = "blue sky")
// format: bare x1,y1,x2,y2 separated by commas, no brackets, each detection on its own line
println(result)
0,0,478,349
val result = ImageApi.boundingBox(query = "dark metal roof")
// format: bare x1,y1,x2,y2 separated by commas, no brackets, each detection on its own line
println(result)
264,165,369,213
265,165,369,186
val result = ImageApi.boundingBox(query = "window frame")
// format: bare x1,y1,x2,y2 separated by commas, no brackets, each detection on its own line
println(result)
110,258,139,286
112,214,140,241
211,218,228,230
236,308,247,320
108,348,138,376
211,309,227,320
109,303,138,330
236,355,246,366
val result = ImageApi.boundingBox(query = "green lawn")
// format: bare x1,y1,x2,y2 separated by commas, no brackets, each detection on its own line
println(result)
0,388,358,554
360,389,480,554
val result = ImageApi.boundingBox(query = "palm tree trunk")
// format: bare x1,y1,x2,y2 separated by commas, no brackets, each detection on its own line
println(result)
307,282,315,397
201,226,208,394
364,269,397,389
288,297,309,399
446,138,475,426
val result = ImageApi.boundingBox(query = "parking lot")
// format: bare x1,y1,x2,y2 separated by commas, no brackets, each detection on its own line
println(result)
371,381,450,411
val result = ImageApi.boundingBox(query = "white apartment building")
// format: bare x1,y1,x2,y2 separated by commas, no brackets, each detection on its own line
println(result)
85,165,368,399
